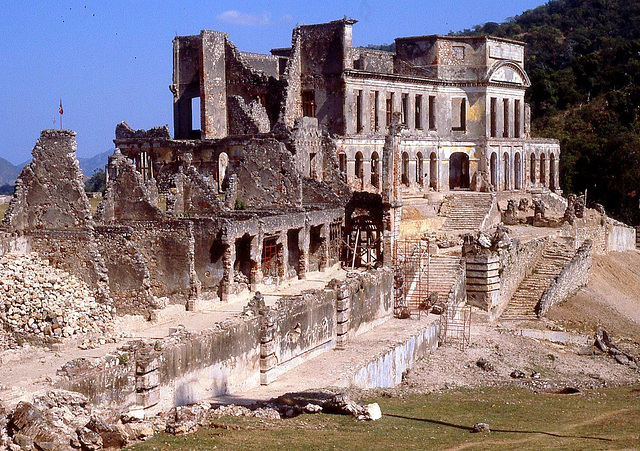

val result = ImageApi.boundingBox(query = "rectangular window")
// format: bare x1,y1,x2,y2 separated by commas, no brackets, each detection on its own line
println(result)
302,90,316,117
503,98,509,138
428,95,436,130
452,97,466,132
415,95,422,129
401,93,408,125
386,93,394,127
373,91,379,132
490,97,497,137
355,89,363,133
514,99,521,138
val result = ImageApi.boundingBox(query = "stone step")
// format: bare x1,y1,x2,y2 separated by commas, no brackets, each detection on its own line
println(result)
500,239,577,321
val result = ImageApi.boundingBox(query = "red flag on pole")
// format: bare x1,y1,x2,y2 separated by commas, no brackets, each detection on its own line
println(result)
59,100,64,115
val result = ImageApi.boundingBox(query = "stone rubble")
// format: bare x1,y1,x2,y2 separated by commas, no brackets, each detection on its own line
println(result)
0,253,114,347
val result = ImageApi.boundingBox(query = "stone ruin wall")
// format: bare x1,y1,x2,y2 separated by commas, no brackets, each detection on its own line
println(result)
536,239,593,317
56,268,395,414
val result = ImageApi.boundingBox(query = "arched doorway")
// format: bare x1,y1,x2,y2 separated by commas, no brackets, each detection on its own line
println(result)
514,152,522,189
355,151,364,180
449,152,470,189
416,152,423,186
550,153,556,190
401,152,410,186
540,153,546,186
490,152,498,189
530,154,536,184
370,151,379,188
429,152,438,190
503,152,510,190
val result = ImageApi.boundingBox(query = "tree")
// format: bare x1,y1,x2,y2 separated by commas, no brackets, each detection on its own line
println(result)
85,169,106,193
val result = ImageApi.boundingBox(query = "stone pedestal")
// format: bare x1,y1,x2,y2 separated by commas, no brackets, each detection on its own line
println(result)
465,254,500,310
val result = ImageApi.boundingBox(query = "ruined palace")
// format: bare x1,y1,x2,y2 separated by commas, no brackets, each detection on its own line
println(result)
2,18,635,429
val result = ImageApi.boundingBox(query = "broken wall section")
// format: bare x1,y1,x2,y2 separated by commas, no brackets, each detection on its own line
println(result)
233,138,302,210
3,130,91,232
97,149,166,223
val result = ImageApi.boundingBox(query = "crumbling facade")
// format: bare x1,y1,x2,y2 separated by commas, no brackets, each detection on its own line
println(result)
0,19,564,316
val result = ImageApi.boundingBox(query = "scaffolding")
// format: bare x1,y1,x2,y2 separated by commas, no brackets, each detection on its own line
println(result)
394,238,432,317
438,303,472,350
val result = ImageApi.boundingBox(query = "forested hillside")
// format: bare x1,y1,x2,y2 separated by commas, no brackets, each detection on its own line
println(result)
456,0,640,224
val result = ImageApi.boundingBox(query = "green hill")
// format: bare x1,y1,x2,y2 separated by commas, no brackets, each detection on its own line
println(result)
454,0,640,225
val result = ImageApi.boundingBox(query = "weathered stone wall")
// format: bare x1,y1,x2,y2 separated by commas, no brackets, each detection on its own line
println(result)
234,138,302,209
495,236,549,317
97,149,165,223
536,240,593,317
605,219,636,252
28,230,110,303
128,221,196,303
227,96,270,135
353,48,394,73
345,269,394,338
3,130,91,232
0,232,29,257
95,226,156,315
53,268,395,413
267,290,337,380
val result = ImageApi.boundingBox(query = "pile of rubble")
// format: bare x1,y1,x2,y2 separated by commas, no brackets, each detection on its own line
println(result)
0,253,113,345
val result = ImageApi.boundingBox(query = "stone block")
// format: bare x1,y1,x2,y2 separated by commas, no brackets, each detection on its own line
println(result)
260,354,278,372
260,369,277,385
136,358,158,375
260,340,276,358
136,387,160,408
336,298,350,311
135,371,159,391
337,309,350,323
337,321,349,335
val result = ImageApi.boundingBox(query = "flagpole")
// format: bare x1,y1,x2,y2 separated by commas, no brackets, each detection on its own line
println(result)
59,99,63,130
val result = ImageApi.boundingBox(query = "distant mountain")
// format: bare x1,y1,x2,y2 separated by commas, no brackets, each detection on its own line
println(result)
0,149,113,187
0,158,24,186
78,150,112,177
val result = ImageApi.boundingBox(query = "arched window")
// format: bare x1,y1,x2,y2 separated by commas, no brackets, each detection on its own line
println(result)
530,154,536,184
550,153,556,190
355,151,364,179
503,152,510,190
540,153,546,186
490,152,497,188
338,152,347,176
429,152,438,189
416,152,423,185
401,152,410,186
514,152,522,189
371,151,379,188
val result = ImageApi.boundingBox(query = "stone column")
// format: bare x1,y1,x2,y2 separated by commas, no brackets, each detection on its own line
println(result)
298,221,310,279
250,234,263,290
335,282,350,349
135,353,160,414
220,238,235,302
259,306,278,385
319,224,329,272
381,113,403,267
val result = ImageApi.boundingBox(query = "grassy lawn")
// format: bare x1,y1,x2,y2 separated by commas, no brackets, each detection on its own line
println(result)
128,386,640,450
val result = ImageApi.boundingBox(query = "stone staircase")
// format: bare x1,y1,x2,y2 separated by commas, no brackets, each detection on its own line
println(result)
500,240,576,321
440,192,494,231
426,254,463,301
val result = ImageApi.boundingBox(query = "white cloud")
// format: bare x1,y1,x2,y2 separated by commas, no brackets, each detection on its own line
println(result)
216,10,295,27
217,10,271,26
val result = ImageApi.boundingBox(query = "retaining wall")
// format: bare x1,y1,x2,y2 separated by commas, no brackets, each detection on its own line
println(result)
55,267,395,415
536,240,593,317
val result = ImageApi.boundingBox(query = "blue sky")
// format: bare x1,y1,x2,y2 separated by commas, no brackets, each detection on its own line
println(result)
0,0,546,164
